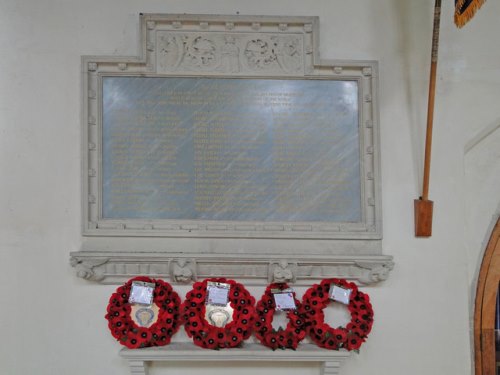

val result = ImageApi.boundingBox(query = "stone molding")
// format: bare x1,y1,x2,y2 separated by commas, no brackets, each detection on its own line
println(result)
70,251,393,286
119,343,351,375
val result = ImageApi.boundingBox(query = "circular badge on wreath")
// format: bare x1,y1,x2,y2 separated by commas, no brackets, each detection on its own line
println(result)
105,276,181,349
300,278,374,351
254,282,307,350
181,278,255,349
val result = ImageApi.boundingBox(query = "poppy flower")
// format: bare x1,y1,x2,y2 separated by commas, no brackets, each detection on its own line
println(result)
277,332,287,346
361,310,374,321
191,315,205,327
239,317,250,326
229,288,240,299
332,328,347,344
125,331,143,349
288,311,301,324
239,308,254,322
204,330,219,349
213,329,227,347
193,334,206,348
227,331,243,347
187,291,205,304
346,335,363,350
358,322,370,333
109,293,121,303
285,335,299,349
116,286,129,296
309,296,325,309
295,328,306,341
263,333,280,349
137,329,152,342
323,337,339,350
193,281,204,291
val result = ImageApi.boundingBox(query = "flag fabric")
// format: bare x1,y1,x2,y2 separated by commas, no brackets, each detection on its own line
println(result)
455,0,486,27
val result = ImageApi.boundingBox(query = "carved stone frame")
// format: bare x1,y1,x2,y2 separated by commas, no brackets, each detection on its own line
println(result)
71,14,393,285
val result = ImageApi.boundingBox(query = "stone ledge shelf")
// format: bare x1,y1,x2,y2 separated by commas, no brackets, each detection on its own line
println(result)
119,343,351,375
70,251,394,285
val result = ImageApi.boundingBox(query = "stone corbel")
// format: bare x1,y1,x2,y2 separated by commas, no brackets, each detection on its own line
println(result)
355,261,395,284
170,258,197,283
70,256,109,282
269,260,297,283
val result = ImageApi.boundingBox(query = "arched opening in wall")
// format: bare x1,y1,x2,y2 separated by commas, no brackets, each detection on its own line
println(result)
474,217,500,375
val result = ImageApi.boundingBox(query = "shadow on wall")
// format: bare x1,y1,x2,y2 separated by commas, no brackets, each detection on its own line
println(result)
379,0,433,194
465,119,500,154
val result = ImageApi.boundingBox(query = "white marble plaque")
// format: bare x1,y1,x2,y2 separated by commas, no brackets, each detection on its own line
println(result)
102,76,361,223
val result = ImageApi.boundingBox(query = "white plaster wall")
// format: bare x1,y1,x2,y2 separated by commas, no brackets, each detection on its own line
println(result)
1,0,499,374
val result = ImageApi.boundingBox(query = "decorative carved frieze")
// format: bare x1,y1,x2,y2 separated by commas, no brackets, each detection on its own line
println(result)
156,32,304,75
69,251,393,286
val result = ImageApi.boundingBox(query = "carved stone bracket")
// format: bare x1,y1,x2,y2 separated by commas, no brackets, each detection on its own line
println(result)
69,251,393,286
170,259,197,283
356,261,395,284
269,260,297,283
69,256,109,282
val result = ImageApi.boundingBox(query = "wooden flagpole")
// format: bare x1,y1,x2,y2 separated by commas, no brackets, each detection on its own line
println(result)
414,0,441,237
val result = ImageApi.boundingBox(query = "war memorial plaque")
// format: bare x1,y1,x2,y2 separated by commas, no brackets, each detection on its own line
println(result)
81,14,383,240
73,14,394,288
102,77,361,223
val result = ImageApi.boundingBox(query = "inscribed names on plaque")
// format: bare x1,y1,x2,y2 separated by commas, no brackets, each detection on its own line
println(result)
102,77,361,222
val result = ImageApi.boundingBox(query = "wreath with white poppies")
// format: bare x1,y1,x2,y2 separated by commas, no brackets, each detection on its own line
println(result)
105,276,181,349
181,278,255,349
300,278,374,351
253,282,307,350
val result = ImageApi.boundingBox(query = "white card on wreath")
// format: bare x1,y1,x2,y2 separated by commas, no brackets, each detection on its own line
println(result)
129,281,155,305
330,285,352,305
206,282,230,306
273,291,296,311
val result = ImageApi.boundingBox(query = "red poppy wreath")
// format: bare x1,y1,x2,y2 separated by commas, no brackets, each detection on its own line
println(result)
181,278,255,349
105,276,181,349
300,278,374,351
254,282,307,350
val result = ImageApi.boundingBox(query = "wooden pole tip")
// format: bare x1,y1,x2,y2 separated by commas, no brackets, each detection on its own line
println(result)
414,198,434,237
